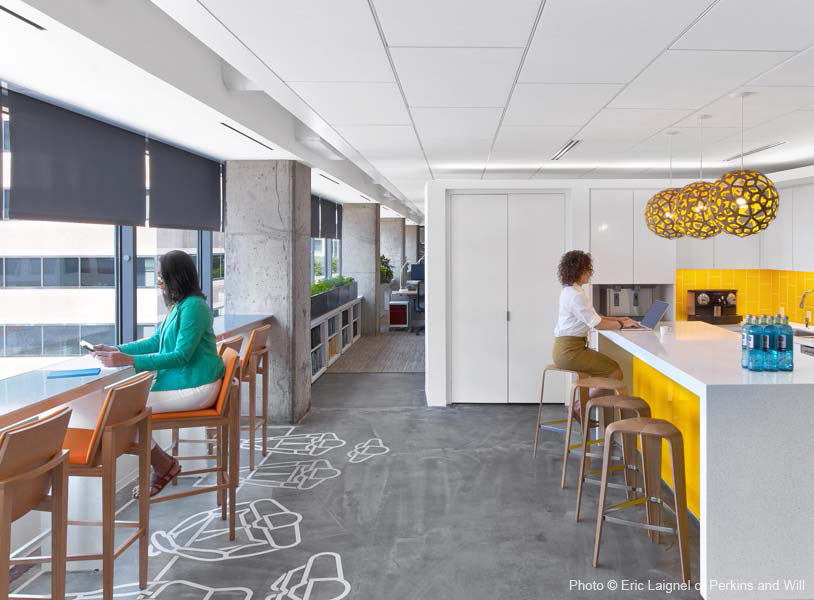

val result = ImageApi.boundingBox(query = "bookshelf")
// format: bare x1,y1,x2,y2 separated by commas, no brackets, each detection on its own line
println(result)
309,296,362,383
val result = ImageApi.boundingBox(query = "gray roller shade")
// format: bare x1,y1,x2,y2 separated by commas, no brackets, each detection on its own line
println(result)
8,91,146,225
311,195,320,238
320,198,337,239
337,204,343,240
148,139,221,230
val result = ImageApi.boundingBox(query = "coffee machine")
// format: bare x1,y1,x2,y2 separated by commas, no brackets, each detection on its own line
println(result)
686,289,741,324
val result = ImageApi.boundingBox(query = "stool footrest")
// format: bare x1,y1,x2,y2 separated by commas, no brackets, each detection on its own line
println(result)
584,478,642,493
603,514,677,536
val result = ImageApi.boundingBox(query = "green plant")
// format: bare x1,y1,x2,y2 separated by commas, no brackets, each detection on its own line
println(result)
380,254,394,284
310,275,354,296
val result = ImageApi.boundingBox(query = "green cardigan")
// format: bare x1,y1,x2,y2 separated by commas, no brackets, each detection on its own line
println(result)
119,295,225,392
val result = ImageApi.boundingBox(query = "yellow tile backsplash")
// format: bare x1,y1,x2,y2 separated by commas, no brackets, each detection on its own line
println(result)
676,269,814,323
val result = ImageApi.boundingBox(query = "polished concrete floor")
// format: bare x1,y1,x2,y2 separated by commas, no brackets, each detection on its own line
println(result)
15,373,700,599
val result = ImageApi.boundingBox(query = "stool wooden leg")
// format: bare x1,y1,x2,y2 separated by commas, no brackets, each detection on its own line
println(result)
560,384,578,488
533,369,548,458
592,429,615,568
216,423,225,509
248,362,256,472
620,423,638,502
641,434,663,544
137,420,150,591
229,398,239,541
574,401,594,522
171,428,179,486
220,424,228,522
669,437,691,585
261,353,268,457
0,491,12,600
102,433,116,600
51,457,68,600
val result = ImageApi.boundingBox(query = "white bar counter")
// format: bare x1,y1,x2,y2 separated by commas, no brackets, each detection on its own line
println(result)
598,321,814,600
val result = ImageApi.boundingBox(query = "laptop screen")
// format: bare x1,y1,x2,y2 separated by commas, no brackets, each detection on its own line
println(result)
641,300,670,329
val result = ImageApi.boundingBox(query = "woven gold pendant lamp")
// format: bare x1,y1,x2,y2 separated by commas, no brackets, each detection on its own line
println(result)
645,132,683,239
677,115,721,240
710,93,779,237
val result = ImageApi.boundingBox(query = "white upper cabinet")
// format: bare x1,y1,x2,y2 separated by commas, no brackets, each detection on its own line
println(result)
590,189,634,283
676,235,714,269
761,187,794,271
633,189,676,283
714,231,761,269
793,184,814,272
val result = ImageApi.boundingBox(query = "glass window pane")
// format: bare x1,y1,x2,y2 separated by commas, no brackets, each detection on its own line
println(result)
42,325,81,356
43,257,79,287
80,257,115,287
80,324,116,347
6,325,42,356
0,258,4,287
5,257,41,287
312,238,326,282
212,231,225,316
137,256,156,287
331,239,341,276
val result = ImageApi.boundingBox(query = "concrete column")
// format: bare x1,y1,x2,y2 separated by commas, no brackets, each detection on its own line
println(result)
405,224,419,264
381,217,406,285
224,160,311,423
342,203,380,336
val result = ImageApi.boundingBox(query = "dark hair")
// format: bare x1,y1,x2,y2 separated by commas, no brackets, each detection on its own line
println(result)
158,250,205,306
558,250,593,286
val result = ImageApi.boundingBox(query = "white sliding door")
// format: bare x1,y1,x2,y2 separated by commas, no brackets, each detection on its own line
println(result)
449,194,508,404
508,194,566,404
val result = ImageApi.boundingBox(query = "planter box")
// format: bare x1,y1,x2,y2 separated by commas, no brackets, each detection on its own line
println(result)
311,281,358,319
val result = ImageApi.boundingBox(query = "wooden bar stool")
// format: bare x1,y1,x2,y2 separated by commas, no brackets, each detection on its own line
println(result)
150,347,241,540
532,364,587,458
172,335,245,467
61,372,154,600
240,324,271,471
593,417,691,585
561,377,628,489
1,407,71,600
574,395,651,521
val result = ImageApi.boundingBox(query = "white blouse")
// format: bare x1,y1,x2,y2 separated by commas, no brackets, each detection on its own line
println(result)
553,284,602,337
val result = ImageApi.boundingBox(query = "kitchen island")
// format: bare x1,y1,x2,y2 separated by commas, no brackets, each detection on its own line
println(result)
598,320,814,600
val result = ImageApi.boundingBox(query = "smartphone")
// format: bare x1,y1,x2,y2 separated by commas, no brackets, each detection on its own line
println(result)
80,339,95,352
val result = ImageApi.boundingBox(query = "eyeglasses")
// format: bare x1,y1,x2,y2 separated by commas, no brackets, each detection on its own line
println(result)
157,275,165,286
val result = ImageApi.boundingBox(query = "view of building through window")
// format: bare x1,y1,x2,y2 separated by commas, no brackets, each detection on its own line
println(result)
212,230,225,315
0,220,117,379
311,237,341,283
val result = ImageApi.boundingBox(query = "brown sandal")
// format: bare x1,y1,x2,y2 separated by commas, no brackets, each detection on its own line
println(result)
133,459,181,498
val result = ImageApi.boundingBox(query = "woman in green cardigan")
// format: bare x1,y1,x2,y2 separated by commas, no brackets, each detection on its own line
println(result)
92,250,225,496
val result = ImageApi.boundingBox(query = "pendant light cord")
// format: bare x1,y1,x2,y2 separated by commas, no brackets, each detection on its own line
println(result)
669,134,673,187
698,116,704,180
741,94,745,171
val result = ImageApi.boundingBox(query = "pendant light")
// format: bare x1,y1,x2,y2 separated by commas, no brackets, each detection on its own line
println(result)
645,132,684,239
676,115,721,240
710,92,779,237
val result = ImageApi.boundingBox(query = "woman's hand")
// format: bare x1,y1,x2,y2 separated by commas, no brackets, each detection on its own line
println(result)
92,344,119,352
93,351,135,367
619,317,639,328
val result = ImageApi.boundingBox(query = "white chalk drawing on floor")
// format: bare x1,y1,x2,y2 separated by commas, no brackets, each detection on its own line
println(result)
242,432,346,456
346,438,390,463
267,552,350,600
151,498,302,562
67,580,253,599
240,458,341,490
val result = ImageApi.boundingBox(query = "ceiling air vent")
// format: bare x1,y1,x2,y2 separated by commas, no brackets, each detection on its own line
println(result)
551,139,581,161
0,5,45,30
724,141,785,162
220,122,274,152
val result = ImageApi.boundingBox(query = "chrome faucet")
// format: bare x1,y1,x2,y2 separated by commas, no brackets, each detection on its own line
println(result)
801,289,814,327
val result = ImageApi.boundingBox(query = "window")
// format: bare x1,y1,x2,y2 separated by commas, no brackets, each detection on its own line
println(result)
0,220,117,378
312,238,326,282
43,257,79,287
136,257,156,287
212,231,225,316
330,239,341,278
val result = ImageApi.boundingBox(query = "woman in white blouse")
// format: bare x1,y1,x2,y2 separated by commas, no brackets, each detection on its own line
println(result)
552,251,635,398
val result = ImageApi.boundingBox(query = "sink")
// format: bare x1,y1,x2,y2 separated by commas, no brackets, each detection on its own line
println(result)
793,328,814,337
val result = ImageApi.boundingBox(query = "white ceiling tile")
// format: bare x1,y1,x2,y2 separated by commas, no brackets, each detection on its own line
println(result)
289,82,410,125
489,126,577,163
673,0,814,51
433,169,485,179
610,50,793,109
388,179,428,199
753,47,814,86
372,160,433,181
422,138,494,166
200,0,394,82
504,83,622,126
482,168,537,179
520,0,714,83
373,0,541,47
580,109,691,142
531,168,594,179
629,127,741,162
674,86,814,129
391,47,523,107
335,125,422,159
412,107,503,140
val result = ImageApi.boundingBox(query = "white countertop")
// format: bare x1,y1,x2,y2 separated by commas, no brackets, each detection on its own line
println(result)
599,320,814,395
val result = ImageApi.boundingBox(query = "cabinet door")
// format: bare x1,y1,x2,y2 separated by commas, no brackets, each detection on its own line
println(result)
633,189,677,283
508,193,565,404
448,194,508,404
793,185,814,272
590,189,633,283
760,186,793,271
676,236,714,269
714,231,760,269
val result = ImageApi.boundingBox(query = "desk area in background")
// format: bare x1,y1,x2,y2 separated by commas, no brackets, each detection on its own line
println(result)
390,261,425,334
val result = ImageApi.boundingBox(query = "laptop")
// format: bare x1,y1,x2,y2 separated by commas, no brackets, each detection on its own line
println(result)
622,300,670,330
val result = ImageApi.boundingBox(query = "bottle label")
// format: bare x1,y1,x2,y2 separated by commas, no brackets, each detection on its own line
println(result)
778,335,788,352
742,332,748,347
748,334,756,350
761,334,770,351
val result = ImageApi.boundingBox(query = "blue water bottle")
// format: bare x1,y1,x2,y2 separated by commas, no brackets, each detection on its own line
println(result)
748,315,765,371
780,315,794,371
741,315,752,369
764,316,778,371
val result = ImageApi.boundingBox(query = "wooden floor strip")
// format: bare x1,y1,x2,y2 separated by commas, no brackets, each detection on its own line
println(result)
327,332,425,373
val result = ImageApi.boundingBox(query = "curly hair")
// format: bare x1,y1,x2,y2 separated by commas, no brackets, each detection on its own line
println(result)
558,250,593,286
